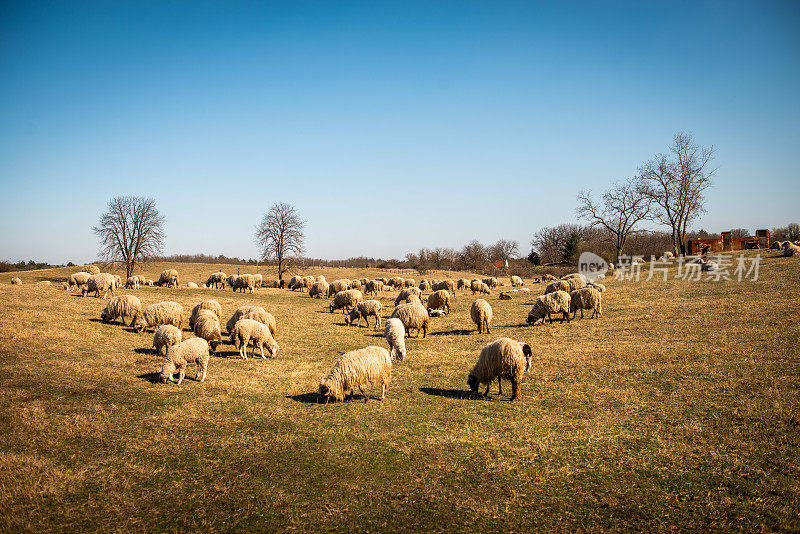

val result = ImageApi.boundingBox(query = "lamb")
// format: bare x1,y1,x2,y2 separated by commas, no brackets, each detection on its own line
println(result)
100,294,142,326
186,282,199,289
153,324,182,356
159,337,210,385
230,318,279,359
189,300,222,330
394,287,422,306
226,306,277,338
233,274,256,293
570,287,602,319
426,289,451,314
327,279,351,297
390,303,429,338
158,269,179,287
318,346,392,403
467,338,533,400
384,318,406,361
544,280,571,294
86,264,101,275
329,289,363,313
309,280,330,298
470,299,493,334
125,276,140,289
10,277,21,285
67,272,91,291
472,282,491,295
82,273,118,298
433,280,455,294
527,291,571,325
510,275,524,287
133,301,184,333
364,280,383,296
193,309,223,352
345,300,383,329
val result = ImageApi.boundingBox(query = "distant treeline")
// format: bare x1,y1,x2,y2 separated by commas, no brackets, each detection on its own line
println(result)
0,260,75,273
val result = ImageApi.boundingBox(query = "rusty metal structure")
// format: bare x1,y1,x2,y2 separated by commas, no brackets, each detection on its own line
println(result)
687,229,770,255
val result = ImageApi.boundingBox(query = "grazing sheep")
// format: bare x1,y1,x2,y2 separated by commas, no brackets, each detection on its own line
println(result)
133,301,184,333
433,280,455,295
419,280,431,292
193,309,223,352
318,346,392,403
287,275,301,290
349,279,362,291
165,276,178,288
302,276,316,291
67,272,91,291
540,274,556,282
428,309,447,317
565,277,586,292
394,287,422,306
587,282,606,292
384,318,406,361
158,269,179,287
388,277,405,289
406,294,422,305
510,275,524,287
136,275,146,285
426,289,451,314
125,276,140,289
225,306,277,338
226,274,239,289
100,294,142,326
309,280,330,298
404,278,415,288
456,279,470,291
345,300,383,329
364,280,383,296
146,280,154,286
206,272,227,289
186,282,199,289
561,273,586,281
527,291,571,325
632,257,645,264
783,242,800,257
482,277,498,289
10,277,22,285
82,273,118,298
317,275,327,283
233,274,256,293
230,318,278,359
472,282,491,295
390,303,429,338
327,279,351,297
254,273,263,288
189,300,222,330
153,325,182,357
470,279,481,293
570,287,602,319
470,299,493,334
86,265,101,275
467,338,533,400
159,337,210,385
544,280,571,294
662,251,675,260
329,289,363,314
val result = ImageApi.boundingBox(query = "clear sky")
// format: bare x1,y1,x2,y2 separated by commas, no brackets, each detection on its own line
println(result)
1,1,798,264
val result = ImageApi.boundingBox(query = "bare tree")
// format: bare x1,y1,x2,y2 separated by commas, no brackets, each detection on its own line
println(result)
489,239,520,266
93,196,165,279
639,132,716,255
532,224,586,264
255,202,306,281
576,177,651,262
459,240,488,272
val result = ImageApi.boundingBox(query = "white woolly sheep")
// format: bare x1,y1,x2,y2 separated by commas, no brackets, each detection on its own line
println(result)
570,287,602,319
309,280,330,298
226,305,269,333
388,277,405,289
136,275,146,285
565,277,586,292
10,277,21,285
540,274,556,282
394,287,422,306
329,289,363,314
230,318,278,359
159,337,210,385
68,272,91,291
206,272,227,289
133,301,184,333
189,300,222,330
456,278,470,291
186,282,199,289
472,282,491,295
418,280,431,292
100,294,142,326
233,274,256,293
317,275,326,283
467,338,532,400
544,279,571,294
153,325,182,357
254,273,263,288
510,275,524,287
433,280,455,294
364,280,383,296
406,294,422,305
783,242,800,257
527,291,571,325
158,269,179,287
426,289,451,314
384,318,406,361
470,299,492,334
146,279,154,286
390,303,429,338
482,277,498,289
345,300,383,329
82,273,118,298
349,279,362,291
404,278,415,288
327,279,351,297
226,274,239,289
193,309,223,352
166,276,178,288
125,276,140,289
318,346,392,403
234,308,278,339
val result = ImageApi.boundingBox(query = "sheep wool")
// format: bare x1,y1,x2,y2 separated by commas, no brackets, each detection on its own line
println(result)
189,300,223,329
345,300,383,329
101,294,142,326
467,338,532,400
193,310,223,351
134,301,184,333
230,318,278,359
136,275,147,285
565,277,586,292
68,272,91,290
186,282,199,289
153,325,182,357
82,273,118,298
125,276,140,289
349,279,362,290
159,337,210,385
364,280,383,296
158,269,179,287
426,290,452,314
433,280,455,294
470,299,493,334
404,278,415,288
570,287,602,319
318,346,392,403
419,280,431,292
254,273,263,288
394,287,422,306
233,274,256,293
86,264,101,275
390,302,429,338
544,280,571,294
384,318,406,361
10,277,22,285
510,275,524,287
472,282,491,295
206,272,227,289
329,289,363,313
226,305,271,333
309,280,330,298
783,242,800,257
527,291,571,325
327,279,351,297
239,309,278,339
588,282,606,292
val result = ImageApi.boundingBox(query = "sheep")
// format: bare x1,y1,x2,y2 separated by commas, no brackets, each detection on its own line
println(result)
482,277,498,289
254,273,263,288
783,242,800,257
349,279,362,291
527,291,571,325
226,274,239,289
226,306,277,338
404,278,415,288
384,318,407,361
428,309,447,317
544,280,571,294
570,287,602,319
205,272,226,289
146,280,154,286
193,309,223,352
416,280,429,292
100,294,142,326
124,276,139,290
540,273,556,282
467,338,532,400
364,280,383,296
499,292,513,300
133,301,184,333
136,275,146,285
561,273,586,281
587,282,606,292
433,280,455,294
510,275,524,287
329,289,363,314
426,289,451,314
158,269,179,287
62,282,69,290
189,300,222,330
82,273,118,298
159,337,210,385
470,299,492,334
456,279,470,291
565,277,586,292
10,277,22,285
318,346,392,403
233,274,256,293
327,279,351,297
153,325,182,357
388,277,405,289
317,275,326,283
230,318,278,359
86,264,101,275
662,251,675,260
165,276,178,288
67,272,91,291
470,279,481,292
472,282,491,295
390,303,429,338
309,280,330,298
287,275,301,291
394,287,422,306
345,300,383,329
186,282,199,289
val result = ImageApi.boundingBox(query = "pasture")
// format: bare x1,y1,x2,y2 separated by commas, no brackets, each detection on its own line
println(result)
1,254,798,531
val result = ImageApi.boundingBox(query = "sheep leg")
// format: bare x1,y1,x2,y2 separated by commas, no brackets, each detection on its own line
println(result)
376,316,381,329
510,380,519,401
581,309,584,319
260,343,265,359
177,369,185,386
359,386,368,403
485,320,490,334
381,383,386,400
484,383,491,397
498,378,503,396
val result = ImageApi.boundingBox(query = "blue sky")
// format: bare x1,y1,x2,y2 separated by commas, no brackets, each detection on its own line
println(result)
1,1,798,264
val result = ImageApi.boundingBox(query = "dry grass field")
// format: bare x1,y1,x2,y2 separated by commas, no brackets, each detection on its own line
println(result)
1,253,799,531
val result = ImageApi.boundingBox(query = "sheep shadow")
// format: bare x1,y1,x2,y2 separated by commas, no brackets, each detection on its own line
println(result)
287,392,322,404
419,387,476,400
134,347,156,356
430,329,473,336
137,372,162,384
